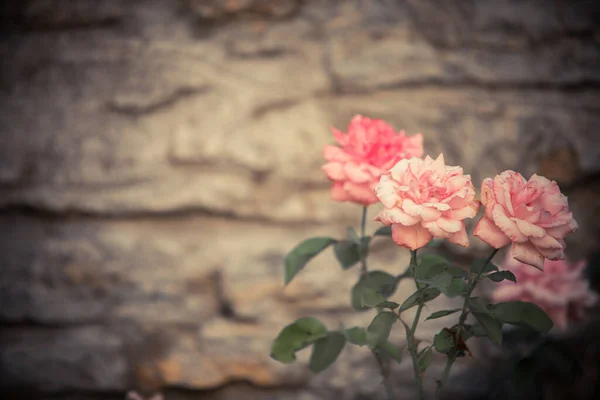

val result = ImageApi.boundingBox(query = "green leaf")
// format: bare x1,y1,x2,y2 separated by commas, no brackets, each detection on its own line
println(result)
473,312,503,346
489,301,553,332
270,317,328,363
359,236,370,259
377,301,400,310
366,312,397,348
433,329,455,354
487,270,517,283
361,287,387,307
376,341,402,364
333,241,360,270
415,254,451,280
374,225,392,237
399,288,441,311
445,278,469,297
285,237,336,285
425,309,462,321
345,327,367,346
467,297,491,314
463,323,488,340
417,271,454,291
471,259,499,274
418,346,433,373
346,227,361,244
351,271,398,311
360,288,400,309
309,331,346,373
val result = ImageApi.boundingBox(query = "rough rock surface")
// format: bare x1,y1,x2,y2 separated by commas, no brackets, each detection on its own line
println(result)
1,1,599,399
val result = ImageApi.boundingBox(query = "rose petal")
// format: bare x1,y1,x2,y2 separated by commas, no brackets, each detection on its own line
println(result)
331,182,350,202
391,223,433,250
376,208,420,226
323,145,351,162
422,221,451,238
446,225,469,247
345,163,374,183
344,181,378,205
474,216,511,248
445,203,479,220
492,204,528,242
530,234,564,250
322,162,346,180
513,218,546,238
511,242,545,271
545,219,579,238
436,217,462,233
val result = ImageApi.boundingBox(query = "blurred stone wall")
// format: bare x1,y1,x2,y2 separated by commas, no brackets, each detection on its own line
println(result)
1,1,599,399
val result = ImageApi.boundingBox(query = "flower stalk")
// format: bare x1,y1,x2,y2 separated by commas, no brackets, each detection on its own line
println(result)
406,249,424,400
439,247,500,389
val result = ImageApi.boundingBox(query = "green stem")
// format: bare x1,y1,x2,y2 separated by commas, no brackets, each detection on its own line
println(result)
360,206,368,275
373,351,394,400
439,247,500,390
406,249,424,400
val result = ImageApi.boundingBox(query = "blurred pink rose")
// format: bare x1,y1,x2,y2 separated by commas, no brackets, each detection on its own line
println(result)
322,115,423,205
492,257,597,330
374,154,479,250
474,171,578,270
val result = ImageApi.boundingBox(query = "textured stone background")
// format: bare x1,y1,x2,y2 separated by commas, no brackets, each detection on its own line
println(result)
1,0,599,399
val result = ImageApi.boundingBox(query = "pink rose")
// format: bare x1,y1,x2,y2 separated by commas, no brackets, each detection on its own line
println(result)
474,171,579,270
492,257,597,330
374,154,480,250
322,115,423,205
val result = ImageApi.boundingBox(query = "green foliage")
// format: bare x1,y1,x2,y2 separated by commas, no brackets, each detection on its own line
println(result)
345,326,367,346
418,346,433,373
462,323,489,340
444,278,469,297
467,297,491,314
471,259,499,274
376,341,403,364
374,225,392,237
271,317,328,363
433,329,454,354
351,271,398,311
489,301,553,332
472,312,503,345
361,287,387,307
415,254,468,297
309,331,346,373
285,237,336,285
487,270,517,283
366,311,397,348
399,288,441,311
333,241,360,269
425,309,462,321
467,298,553,341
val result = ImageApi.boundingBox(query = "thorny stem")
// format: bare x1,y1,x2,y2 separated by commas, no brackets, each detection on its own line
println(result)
373,351,394,400
360,206,368,275
406,249,424,400
439,247,500,391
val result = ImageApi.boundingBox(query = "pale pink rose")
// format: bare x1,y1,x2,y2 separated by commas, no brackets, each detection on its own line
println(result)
474,171,579,271
374,154,480,250
322,115,423,205
492,257,598,330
